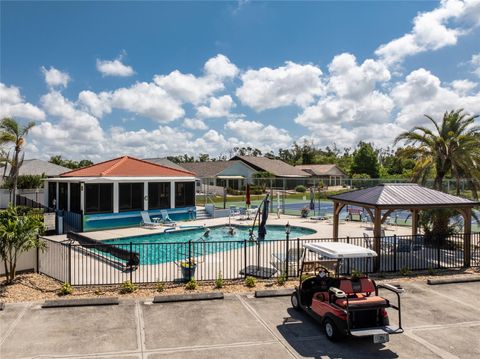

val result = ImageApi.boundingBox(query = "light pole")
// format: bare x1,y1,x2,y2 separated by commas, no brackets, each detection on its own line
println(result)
285,222,291,279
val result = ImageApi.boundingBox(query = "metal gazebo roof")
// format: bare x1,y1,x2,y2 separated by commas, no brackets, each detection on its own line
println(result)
328,183,479,209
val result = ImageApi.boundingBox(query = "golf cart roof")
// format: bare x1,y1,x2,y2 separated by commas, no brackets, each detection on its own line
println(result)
303,242,377,259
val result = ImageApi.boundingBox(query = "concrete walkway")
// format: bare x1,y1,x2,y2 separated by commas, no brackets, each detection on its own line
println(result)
1,281,479,358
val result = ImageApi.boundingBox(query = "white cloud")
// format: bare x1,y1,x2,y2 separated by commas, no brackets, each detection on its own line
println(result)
450,79,477,95
110,82,184,123
471,53,480,77
41,66,70,88
391,68,480,129
204,54,239,79
375,0,480,65
96,57,135,77
236,61,324,111
78,90,112,118
183,118,208,130
224,118,292,149
196,95,235,118
154,54,238,105
0,83,45,120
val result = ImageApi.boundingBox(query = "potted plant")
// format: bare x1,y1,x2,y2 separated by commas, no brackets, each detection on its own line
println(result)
179,258,197,280
301,206,310,218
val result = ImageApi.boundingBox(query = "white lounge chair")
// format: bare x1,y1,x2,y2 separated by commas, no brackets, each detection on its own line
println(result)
140,211,162,228
160,210,177,226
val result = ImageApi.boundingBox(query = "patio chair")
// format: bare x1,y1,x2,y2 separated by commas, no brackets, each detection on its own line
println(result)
140,211,162,228
363,232,373,250
270,248,301,277
160,210,177,226
229,205,240,217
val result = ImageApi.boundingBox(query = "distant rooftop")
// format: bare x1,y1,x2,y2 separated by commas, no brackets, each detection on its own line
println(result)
2,159,70,177
328,183,479,208
60,156,195,177
295,164,347,176
180,160,247,178
143,157,187,171
230,156,309,177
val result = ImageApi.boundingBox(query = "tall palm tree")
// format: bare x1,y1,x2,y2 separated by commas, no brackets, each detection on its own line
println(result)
394,109,480,191
0,118,35,205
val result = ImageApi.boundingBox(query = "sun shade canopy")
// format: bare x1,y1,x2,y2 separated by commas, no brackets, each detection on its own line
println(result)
328,183,479,209
303,242,378,259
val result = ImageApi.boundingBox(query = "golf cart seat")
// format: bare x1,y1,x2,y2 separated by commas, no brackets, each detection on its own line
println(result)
338,277,376,295
300,276,336,307
335,295,388,309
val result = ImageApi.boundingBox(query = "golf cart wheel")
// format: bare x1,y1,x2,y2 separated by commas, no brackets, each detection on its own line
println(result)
291,292,300,310
323,318,341,341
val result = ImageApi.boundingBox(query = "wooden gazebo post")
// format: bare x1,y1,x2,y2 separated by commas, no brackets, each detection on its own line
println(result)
411,209,419,236
460,208,472,267
373,207,382,272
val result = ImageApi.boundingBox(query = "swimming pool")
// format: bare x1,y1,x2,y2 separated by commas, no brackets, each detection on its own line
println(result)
103,225,316,265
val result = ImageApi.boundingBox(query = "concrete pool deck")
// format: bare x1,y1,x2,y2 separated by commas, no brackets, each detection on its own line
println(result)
1,280,479,358
46,214,413,242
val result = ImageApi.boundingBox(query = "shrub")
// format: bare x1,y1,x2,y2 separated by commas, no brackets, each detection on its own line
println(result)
427,267,436,276
94,289,104,296
400,267,411,276
351,269,362,280
185,279,198,290
120,280,137,294
214,272,224,289
244,276,257,288
59,282,73,296
156,282,165,292
276,272,287,286
300,274,312,282
295,185,306,193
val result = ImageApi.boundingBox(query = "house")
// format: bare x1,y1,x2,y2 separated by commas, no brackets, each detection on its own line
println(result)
1,158,70,178
295,164,347,186
180,160,257,191
143,157,188,172
45,156,196,232
229,156,309,178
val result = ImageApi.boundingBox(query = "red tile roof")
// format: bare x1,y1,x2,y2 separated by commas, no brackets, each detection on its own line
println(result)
60,156,195,177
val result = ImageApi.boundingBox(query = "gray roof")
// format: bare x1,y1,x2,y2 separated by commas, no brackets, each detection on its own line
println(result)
231,156,309,177
179,161,243,178
143,158,189,171
328,183,479,208
2,159,70,177
295,164,347,177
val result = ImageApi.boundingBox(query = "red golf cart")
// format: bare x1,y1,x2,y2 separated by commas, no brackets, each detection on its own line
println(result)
291,242,404,343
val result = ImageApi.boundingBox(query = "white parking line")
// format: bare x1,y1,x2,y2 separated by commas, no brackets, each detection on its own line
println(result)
0,303,31,346
404,330,459,359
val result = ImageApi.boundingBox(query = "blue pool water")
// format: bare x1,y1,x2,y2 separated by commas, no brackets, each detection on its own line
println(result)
103,225,316,265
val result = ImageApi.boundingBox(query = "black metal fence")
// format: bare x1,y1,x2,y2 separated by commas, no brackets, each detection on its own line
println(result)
16,194,51,211
38,232,480,286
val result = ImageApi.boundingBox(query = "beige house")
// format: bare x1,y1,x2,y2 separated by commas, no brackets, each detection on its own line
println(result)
295,164,347,186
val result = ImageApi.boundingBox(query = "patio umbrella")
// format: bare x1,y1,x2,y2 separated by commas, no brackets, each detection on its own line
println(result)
309,187,315,212
258,193,270,241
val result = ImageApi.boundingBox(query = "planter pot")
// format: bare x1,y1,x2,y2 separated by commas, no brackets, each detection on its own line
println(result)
181,265,196,280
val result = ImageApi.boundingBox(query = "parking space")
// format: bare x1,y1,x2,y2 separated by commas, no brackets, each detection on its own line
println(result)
1,281,479,358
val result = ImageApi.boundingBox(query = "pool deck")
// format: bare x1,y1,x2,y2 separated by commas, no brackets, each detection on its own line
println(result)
45,214,412,243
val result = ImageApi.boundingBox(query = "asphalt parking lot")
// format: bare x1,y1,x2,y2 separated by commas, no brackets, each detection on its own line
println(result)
1,281,479,359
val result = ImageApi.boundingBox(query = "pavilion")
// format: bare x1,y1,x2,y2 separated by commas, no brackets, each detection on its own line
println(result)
45,156,196,232
328,183,479,269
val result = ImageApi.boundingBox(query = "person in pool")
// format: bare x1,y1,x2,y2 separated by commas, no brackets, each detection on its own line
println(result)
228,226,236,236
203,228,210,237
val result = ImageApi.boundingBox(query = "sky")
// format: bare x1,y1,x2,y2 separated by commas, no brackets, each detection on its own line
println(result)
1,0,480,161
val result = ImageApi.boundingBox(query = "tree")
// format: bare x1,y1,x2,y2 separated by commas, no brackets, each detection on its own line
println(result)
0,205,45,283
350,142,380,178
48,155,93,169
0,118,35,205
395,109,480,191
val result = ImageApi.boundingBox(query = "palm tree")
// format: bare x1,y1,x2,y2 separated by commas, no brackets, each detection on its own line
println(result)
0,118,35,205
394,109,480,191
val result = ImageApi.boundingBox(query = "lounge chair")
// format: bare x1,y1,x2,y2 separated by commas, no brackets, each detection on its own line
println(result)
363,232,373,250
229,205,240,217
141,211,162,228
271,248,301,277
160,210,177,226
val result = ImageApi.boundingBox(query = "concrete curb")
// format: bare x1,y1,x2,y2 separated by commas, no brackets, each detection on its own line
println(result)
427,276,480,285
254,289,294,298
42,297,119,308
153,292,224,303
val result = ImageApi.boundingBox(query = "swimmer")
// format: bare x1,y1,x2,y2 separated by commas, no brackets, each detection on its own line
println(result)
203,228,210,237
228,226,235,236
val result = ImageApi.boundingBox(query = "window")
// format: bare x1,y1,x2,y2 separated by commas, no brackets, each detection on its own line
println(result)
119,183,144,211
148,182,170,209
175,182,195,207
70,183,81,213
48,182,57,209
58,183,68,210
85,183,113,214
